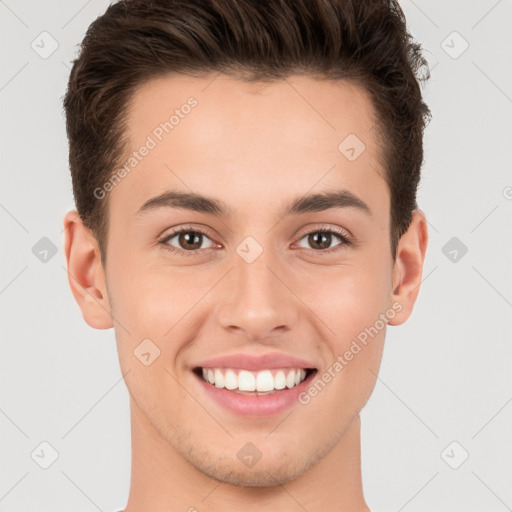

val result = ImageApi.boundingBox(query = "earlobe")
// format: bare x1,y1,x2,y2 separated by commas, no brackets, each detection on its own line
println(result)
63,210,113,330
388,209,429,326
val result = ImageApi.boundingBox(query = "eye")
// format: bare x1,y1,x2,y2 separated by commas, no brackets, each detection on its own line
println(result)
160,226,216,257
159,224,353,258
295,226,352,254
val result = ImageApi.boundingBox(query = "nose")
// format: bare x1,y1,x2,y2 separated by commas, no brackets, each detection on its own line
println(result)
216,246,300,341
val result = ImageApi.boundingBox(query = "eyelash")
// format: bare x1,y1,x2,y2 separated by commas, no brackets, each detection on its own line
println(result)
159,224,353,257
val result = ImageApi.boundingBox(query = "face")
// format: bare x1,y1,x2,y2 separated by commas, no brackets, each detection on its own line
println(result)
100,73,400,486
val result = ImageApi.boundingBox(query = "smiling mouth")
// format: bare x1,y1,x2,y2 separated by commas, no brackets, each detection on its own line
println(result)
192,366,317,395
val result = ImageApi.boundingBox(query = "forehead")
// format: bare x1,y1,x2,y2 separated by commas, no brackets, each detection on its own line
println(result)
125,73,379,154
110,73,388,225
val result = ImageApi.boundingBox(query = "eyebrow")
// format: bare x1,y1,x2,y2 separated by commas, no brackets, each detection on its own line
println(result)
135,189,372,218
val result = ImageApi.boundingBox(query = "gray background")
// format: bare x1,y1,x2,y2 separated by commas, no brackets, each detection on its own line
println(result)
1,1,511,511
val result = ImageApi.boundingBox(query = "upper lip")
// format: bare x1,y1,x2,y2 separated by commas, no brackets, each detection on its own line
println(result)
193,352,317,371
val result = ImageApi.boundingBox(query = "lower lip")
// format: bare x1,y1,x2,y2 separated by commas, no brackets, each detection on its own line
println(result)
193,370,317,417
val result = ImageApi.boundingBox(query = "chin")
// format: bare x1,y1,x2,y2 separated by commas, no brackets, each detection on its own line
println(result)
204,462,301,488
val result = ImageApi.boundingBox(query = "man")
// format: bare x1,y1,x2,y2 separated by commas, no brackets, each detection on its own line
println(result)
63,0,430,510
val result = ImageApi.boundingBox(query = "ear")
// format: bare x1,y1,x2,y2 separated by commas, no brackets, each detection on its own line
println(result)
388,209,429,326
63,210,113,329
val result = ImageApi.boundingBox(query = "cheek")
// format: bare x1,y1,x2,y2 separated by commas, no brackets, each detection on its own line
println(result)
304,258,390,403
108,251,191,328
107,255,213,374
108,261,191,413
311,261,392,340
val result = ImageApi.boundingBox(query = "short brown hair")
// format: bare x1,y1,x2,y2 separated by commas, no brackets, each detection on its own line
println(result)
63,0,431,262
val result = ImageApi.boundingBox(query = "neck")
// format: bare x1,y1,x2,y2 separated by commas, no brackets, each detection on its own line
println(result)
124,399,370,512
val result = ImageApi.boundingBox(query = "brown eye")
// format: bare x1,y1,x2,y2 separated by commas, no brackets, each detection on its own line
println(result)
176,231,204,251
296,227,352,254
161,228,215,255
307,232,334,250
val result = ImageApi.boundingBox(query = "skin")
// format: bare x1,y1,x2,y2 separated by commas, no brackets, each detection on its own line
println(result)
63,74,428,512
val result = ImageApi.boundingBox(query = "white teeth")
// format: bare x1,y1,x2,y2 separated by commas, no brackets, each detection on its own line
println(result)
256,370,274,392
274,370,286,390
199,367,309,392
286,370,295,388
214,368,225,388
238,370,256,391
224,369,238,390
